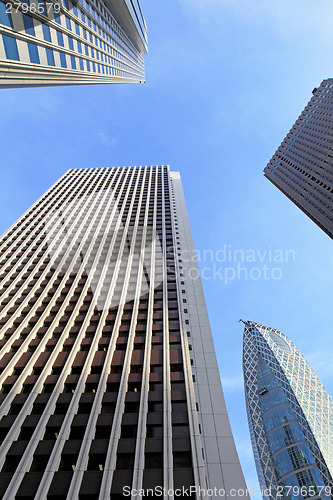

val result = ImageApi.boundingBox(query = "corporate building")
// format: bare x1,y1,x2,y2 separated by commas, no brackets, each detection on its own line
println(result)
0,166,246,499
0,0,147,87
242,320,333,500
264,79,333,239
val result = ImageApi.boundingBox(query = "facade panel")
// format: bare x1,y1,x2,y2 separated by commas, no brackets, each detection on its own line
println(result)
0,167,246,499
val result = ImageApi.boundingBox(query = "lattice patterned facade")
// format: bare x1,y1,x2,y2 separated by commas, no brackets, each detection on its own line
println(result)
0,167,246,499
264,79,333,239
243,320,333,500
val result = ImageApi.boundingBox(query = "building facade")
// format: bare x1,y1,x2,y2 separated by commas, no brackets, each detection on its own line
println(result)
264,79,333,239
0,0,147,88
0,166,246,499
242,320,333,500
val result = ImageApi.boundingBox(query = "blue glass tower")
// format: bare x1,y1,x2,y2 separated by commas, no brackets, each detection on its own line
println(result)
242,321,333,500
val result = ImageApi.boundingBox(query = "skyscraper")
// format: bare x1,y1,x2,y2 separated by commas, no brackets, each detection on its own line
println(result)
242,320,333,500
264,79,333,239
0,0,147,88
0,166,246,499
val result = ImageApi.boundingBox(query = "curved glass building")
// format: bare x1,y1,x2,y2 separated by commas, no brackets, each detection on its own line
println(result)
242,320,333,500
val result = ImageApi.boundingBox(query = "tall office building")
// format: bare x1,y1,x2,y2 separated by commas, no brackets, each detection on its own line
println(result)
242,320,333,500
264,79,333,239
0,0,147,88
0,166,246,499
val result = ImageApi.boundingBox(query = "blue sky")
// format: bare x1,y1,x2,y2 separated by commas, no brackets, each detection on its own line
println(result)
1,0,333,492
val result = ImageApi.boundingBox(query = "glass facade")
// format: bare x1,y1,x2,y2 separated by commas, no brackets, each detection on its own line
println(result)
243,321,333,500
0,0,147,87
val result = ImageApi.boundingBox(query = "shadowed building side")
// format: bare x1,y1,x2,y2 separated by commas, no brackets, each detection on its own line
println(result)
264,79,333,239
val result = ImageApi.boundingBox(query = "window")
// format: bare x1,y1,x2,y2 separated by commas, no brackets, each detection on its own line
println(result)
23,14,35,36
46,48,55,66
2,35,19,61
38,0,48,15
42,23,51,42
0,2,13,27
65,16,71,30
59,52,67,68
57,31,64,47
77,41,82,53
28,43,40,64
54,11,61,24
70,55,76,69
68,36,74,50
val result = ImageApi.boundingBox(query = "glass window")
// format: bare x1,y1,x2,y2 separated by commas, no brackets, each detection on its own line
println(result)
0,2,13,28
57,31,64,46
86,60,90,71
70,55,76,69
42,23,51,42
75,23,80,35
68,36,74,50
267,422,305,454
59,51,67,67
91,48,94,58
46,47,55,66
54,11,61,24
79,57,84,70
62,0,69,9
21,0,30,4
263,404,296,432
80,10,85,22
72,4,77,16
38,0,48,16
23,13,35,36
92,61,95,72
85,44,89,56
2,34,19,60
77,41,82,53
27,42,40,63
260,388,287,413
65,16,71,30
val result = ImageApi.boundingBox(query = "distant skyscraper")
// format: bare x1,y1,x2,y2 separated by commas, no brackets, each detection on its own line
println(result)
0,166,246,499
0,0,147,88
242,320,333,500
264,79,333,239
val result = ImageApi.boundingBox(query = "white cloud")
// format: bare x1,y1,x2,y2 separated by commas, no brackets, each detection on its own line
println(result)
221,373,244,391
96,132,118,147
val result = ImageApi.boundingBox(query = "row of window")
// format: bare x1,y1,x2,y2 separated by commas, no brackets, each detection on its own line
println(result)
1,33,125,75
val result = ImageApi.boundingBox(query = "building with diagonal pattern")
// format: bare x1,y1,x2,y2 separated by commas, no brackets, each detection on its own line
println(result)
242,320,333,500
